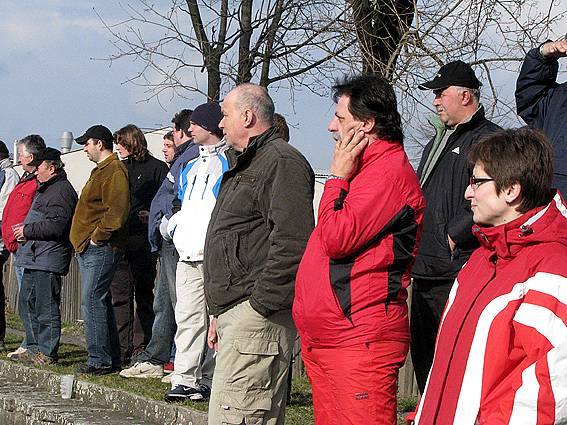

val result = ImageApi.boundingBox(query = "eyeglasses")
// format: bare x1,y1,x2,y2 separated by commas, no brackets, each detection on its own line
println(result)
469,176,494,190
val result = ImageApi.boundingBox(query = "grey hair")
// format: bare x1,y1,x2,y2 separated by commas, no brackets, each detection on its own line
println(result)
455,86,481,103
233,83,275,124
17,134,46,157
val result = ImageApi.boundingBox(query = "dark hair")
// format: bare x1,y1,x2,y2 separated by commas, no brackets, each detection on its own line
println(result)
163,131,174,142
91,138,113,151
18,134,46,156
469,127,554,213
171,109,193,139
114,124,148,161
273,113,289,142
44,159,65,172
332,74,403,144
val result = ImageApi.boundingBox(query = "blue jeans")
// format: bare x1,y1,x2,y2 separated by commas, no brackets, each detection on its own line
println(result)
15,265,27,349
138,241,178,364
18,270,62,358
78,244,122,368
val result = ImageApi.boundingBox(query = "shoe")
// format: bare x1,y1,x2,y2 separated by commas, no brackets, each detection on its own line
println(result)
76,363,116,376
164,361,174,373
119,361,163,378
33,352,57,365
7,346,27,359
161,373,172,384
9,349,35,365
164,384,210,402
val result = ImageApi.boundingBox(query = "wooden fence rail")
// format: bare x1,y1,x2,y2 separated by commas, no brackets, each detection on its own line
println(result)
2,256,419,398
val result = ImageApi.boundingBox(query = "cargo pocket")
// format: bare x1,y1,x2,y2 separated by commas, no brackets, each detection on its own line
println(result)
225,338,279,390
219,391,272,425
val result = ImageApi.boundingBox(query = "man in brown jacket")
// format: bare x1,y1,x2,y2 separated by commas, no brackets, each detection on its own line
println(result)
70,125,130,375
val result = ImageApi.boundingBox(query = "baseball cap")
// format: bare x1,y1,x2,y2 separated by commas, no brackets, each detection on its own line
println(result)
418,60,481,91
75,125,113,145
28,147,62,167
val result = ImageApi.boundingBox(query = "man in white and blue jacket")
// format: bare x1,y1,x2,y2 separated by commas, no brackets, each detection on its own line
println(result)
163,102,229,402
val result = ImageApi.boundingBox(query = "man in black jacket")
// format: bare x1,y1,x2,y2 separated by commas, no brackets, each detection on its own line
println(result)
411,61,500,392
516,37,567,197
204,83,315,425
12,148,77,365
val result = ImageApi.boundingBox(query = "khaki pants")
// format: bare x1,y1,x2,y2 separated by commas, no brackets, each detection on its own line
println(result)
208,300,296,425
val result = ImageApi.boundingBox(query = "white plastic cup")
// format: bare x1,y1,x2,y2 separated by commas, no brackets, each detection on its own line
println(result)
60,375,74,399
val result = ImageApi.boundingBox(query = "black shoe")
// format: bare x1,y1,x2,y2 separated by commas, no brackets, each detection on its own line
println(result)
76,363,115,376
164,384,210,402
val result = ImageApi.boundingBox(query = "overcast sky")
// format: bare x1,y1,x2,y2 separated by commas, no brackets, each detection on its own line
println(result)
1,1,565,169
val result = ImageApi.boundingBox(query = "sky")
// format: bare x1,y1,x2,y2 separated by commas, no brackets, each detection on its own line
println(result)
1,1,565,170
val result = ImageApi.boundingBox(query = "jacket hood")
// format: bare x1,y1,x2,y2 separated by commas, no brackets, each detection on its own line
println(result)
472,191,567,260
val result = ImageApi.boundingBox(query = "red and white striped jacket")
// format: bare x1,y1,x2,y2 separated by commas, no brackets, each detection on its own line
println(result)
416,192,567,425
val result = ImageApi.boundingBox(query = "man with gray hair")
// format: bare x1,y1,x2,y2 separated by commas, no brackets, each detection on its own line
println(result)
204,83,315,424
411,61,500,393
2,135,46,358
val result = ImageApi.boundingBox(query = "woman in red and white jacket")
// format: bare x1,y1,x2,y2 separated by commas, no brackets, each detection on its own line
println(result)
416,128,567,425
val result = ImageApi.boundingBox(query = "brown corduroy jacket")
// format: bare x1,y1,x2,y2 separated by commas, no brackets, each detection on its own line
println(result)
70,153,130,253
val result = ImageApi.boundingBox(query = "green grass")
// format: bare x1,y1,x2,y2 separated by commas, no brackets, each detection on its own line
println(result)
3,314,416,425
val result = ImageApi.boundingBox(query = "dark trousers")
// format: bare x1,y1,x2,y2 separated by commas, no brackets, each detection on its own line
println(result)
410,278,454,393
110,245,158,363
0,251,7,342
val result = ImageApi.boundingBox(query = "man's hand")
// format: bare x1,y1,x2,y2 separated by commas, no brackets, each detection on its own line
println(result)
208,318,219,351
329,129,369,181
541,39,567,59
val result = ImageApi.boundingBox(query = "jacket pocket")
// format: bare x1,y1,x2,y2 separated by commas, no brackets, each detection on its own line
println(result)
222,232,248,281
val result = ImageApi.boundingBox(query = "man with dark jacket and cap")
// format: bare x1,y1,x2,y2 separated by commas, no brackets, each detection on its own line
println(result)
70,125,130,375
11,148,77,365
411,61,500,393
516,37,567,197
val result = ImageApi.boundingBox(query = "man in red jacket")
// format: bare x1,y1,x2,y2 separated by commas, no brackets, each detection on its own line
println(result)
293,74,425,425
1,134,45,358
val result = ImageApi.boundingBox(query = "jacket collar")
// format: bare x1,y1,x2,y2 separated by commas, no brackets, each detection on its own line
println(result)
230,126,279,169
95,153,119,171
430,105,487,137
173,140,195,162
359,137,403,168
198,138,226,158
472,192,564,260
37,170,68,192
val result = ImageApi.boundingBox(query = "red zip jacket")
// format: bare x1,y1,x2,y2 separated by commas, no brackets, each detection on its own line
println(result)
293,139,425,348
1,173,38,253
416,192,567,424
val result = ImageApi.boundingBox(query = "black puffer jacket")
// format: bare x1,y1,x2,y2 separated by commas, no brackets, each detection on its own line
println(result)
16,170,78,275
516,47,567,196
412,107,500,281
122,154,168,249
204,126,315,317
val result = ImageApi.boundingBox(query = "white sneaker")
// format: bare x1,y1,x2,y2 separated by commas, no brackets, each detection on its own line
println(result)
161,372,173,383
7,346,27,359
119,361,164,378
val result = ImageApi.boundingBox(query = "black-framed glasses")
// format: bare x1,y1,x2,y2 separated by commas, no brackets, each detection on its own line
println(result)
469,176,494,190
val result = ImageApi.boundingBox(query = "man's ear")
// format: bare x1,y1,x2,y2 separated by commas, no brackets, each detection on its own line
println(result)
360,117,375,134
503,182,522,205
242,109,254,128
